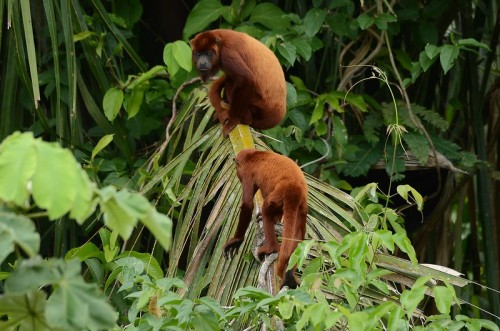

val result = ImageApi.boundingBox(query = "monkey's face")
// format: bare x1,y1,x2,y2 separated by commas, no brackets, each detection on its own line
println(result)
193,50,217,81
191,32,221,82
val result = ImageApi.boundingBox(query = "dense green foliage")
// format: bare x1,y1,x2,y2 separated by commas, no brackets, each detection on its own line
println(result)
0,0,499,329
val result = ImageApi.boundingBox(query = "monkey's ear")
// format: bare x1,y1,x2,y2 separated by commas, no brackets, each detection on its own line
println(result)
215,37,221,45
189,39,193,46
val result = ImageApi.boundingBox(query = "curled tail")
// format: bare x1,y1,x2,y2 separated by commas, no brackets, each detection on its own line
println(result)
277,192,307,289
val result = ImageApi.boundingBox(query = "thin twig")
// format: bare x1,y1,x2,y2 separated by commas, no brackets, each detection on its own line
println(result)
145,77,202,172
383,31,443,198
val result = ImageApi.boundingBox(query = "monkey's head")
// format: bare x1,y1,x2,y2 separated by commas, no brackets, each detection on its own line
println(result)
191,31,222,82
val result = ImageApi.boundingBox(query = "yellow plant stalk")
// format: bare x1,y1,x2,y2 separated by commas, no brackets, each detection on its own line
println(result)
228,124,263,206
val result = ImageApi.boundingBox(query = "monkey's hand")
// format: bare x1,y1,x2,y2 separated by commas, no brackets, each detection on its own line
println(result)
222,118,240,137
223,237,244,258
257,244,279,261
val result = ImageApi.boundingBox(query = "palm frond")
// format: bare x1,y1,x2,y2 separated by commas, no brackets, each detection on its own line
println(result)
144,87,470,307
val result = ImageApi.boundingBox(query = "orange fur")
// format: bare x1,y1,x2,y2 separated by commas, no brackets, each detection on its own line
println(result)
191,29,286,137
224,149,308,288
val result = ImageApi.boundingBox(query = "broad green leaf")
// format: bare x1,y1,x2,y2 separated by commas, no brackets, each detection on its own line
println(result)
163,42,180,77
102,87,124,121
357,13,374,30
400,276,431,318
65,242,105,263
457,38,491,51
0,132,36,206
197,297,227,322
277,42,297,66
374,13,397,30
234,286,273,300
309,302,327,326
99,187,141,240
250,3,290,30
0,212,40,264
345,93,368,112
183,0,224,39
0,291,47,331
296,303,314,330
455,315,499,331
116,251,164,280
32,142,78,219
172,40,193,72
325,310,342,329
433,285,453,314
124,86,144,119
310,99,324,124
278,300,294,319
394,231,418,264
372,229,395,252
348,311,369,330
140,210,172,252
292,38,313,61
349,232,368,272
396,184,424,211
332,116,348,147
303,8,327,37
0,230,14,266
425,44,441,59
419,51,435,72
68,166,95,223
286,82,298,106
439,45,459,74
91,134,114,161
315,121,328,136
45,260,118,330
114,0,143,28
5,257,60,293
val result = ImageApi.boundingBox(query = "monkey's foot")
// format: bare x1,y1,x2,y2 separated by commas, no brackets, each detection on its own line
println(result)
223,237,244,258
257,244,279,261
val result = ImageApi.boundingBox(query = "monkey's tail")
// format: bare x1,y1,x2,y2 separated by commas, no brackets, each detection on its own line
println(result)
277,192,307,288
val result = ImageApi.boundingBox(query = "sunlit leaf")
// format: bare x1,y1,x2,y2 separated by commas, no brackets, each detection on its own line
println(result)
0,132,36,206
172,40,193,72
250,3,290,30
102,87,124,122
433,285,454,314
303,8,326,37
0,291,48,331
183,0,224,39
124,85,144,119
91,134,114,161
439,45,459,74
0,211,40,264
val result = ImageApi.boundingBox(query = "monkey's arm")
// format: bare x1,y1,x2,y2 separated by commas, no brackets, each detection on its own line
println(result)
223,175,256,257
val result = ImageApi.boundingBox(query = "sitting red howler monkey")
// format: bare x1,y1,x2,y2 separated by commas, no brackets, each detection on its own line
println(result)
191,29,286,137
224,149,308,289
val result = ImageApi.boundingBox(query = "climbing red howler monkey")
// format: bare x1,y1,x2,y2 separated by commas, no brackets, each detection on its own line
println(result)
224,149,308,289
191,29,286,137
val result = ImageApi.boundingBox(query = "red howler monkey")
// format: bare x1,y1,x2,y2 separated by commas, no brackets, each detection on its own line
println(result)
224,149,308,289
191,29,286,137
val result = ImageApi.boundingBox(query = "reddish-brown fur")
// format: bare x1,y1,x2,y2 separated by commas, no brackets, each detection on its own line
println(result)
224,149,308,288
191,29,286,137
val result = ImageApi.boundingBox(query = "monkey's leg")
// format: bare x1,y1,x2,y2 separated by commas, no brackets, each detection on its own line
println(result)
223,177,256,257
257,192,283,259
